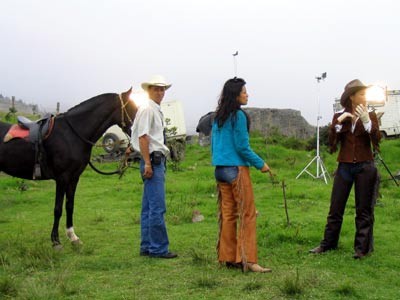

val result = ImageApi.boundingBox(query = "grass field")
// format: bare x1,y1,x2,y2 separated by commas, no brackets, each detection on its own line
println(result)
1,135,399,299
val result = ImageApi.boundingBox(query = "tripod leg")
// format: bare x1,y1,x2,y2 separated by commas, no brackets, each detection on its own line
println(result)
320,158,331,179
316,157,327,183
296,156,318,179
377,154,399,187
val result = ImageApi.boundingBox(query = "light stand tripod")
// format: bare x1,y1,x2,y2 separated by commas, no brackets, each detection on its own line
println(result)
296,72,330,184
374,151,399,186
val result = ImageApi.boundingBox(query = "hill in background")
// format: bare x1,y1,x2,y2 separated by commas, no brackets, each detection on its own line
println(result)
245,107,315,139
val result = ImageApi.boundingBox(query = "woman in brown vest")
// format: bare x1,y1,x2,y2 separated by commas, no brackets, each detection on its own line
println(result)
310,79,381,259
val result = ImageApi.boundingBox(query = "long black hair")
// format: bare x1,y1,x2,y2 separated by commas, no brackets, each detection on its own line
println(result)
215,77,249,129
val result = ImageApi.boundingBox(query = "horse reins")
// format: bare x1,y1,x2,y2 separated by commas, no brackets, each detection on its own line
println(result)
64,116,97,146
64,93,133,176
88,160,126,176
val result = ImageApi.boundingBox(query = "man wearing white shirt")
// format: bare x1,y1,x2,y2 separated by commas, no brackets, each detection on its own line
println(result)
127,75,177,259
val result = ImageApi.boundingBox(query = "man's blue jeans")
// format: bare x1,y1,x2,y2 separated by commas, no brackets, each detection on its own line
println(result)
140,158,169,255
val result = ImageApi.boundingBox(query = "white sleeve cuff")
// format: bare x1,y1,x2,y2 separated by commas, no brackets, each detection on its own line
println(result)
335,124,342,133
363,120,372,133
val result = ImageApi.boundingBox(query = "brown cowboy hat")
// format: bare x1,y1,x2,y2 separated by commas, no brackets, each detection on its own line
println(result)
340,79,368,107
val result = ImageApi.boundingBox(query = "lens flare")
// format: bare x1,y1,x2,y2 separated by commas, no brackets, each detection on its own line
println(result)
129,90,149,107
366,85,386,105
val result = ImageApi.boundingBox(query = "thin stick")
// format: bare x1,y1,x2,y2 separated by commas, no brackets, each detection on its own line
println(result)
282,180,290,226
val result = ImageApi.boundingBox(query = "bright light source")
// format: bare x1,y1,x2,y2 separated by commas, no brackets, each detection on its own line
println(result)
129,90,149,107
366,85,386,105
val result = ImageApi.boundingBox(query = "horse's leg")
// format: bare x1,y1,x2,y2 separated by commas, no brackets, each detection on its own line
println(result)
65,178,82,244
52,181,66,248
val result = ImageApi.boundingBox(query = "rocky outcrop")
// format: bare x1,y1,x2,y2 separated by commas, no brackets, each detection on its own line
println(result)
244,107,315,139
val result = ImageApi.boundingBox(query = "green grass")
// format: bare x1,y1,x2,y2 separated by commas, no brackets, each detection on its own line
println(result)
0,111,39,124
1,137,400,299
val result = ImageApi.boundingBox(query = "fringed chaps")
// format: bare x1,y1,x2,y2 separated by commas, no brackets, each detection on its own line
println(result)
216,166,257,264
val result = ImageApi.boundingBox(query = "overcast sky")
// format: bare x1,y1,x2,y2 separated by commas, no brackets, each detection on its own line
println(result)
1,0,399,133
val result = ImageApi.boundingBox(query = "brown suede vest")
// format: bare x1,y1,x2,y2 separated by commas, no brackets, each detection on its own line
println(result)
329,111,381,163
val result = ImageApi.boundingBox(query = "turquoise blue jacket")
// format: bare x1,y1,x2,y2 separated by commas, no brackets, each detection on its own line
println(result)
211,110,264,169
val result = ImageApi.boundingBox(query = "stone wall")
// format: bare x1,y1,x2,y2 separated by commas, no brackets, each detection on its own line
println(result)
244,107,315,139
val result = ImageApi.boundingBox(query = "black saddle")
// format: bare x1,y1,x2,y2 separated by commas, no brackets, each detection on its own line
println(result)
17,114,53,179
17,114,53,143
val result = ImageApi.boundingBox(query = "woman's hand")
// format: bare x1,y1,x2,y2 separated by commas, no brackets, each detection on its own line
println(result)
260,163,270,173
337,112,353,123
355,104,370,123
261,163,274,176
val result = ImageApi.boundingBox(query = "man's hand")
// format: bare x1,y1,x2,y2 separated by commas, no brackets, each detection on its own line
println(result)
125,146,133,156
337,112,353,123
355,104,370,123
143,163,153,179
138,135,152,179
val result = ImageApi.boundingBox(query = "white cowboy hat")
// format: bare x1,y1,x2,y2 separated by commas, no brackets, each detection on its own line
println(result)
141,75,172,91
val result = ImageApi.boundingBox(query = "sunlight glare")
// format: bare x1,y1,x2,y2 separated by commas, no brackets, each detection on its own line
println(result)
366,85,386,105
129,90,149,107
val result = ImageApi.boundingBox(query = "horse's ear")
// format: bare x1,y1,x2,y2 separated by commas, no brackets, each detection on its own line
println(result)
121,87,133,101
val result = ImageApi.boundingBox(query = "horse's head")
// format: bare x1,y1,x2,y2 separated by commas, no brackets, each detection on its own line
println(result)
118,87,137,136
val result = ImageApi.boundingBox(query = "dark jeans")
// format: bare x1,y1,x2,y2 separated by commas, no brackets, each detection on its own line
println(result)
215,166,239,184
320,161,379,254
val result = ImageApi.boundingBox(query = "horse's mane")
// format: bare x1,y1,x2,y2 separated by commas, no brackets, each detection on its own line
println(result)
64,93,117,115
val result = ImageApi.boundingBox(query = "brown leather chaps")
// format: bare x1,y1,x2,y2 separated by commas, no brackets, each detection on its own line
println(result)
216,166,258,264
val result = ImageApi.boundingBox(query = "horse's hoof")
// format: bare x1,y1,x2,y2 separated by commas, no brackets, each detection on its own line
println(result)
71,239,83,246
53,244,63,251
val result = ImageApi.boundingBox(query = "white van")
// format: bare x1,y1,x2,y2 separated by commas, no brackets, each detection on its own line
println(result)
372,90,400,138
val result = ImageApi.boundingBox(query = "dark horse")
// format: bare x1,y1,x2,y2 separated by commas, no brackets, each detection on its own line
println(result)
0,89,137,248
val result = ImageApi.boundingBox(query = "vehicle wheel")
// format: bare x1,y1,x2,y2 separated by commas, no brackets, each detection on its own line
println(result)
380,131,387,140
102,133,120,153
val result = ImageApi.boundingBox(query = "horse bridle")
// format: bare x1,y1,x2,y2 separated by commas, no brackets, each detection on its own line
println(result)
88,94,135,176
63,93,135,176
118,93,133,129
117,93,135,148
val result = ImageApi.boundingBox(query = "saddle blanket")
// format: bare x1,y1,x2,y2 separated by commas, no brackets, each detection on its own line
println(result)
3,124,29,143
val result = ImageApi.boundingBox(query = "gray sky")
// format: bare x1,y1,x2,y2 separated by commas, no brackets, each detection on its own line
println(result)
1,0,399,133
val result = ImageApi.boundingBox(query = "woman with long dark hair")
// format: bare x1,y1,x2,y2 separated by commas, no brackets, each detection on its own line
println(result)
211,77,272,272
310,79,381,259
